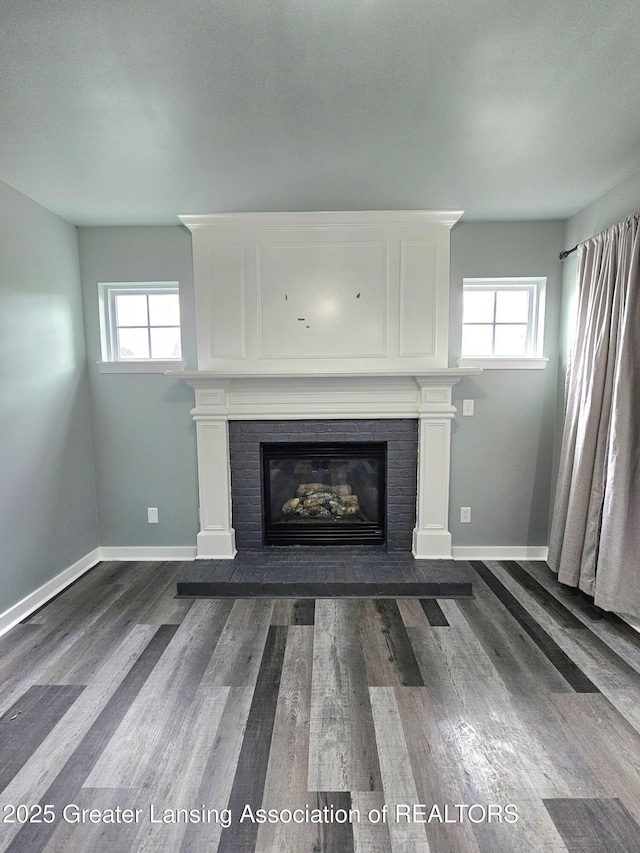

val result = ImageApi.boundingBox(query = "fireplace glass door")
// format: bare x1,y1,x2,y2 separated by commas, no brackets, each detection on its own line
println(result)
262,442,386,545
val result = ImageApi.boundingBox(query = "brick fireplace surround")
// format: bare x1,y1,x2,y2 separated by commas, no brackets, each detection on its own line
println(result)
229,418,418,551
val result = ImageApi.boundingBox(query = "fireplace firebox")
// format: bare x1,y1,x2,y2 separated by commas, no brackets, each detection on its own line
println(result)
261,442,386,546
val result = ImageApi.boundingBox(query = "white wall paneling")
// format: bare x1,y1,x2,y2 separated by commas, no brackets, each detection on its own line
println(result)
399,240,441,357
257,242,387,359
179,211,462,374
206,241,246,360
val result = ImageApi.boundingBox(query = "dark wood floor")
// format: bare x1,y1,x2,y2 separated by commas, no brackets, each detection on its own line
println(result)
2,558,640,852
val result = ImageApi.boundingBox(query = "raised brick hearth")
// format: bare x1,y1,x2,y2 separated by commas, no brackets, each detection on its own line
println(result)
176,547,473,598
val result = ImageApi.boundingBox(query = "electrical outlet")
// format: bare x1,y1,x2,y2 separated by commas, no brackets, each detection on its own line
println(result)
462,399,474,416
460,506,471,523
147,507,159,524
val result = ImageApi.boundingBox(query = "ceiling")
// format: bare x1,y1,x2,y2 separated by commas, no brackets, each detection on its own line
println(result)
1,0,639,226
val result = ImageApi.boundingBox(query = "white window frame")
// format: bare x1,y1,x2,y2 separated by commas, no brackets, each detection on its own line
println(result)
97,281,185,374
458,277,548,370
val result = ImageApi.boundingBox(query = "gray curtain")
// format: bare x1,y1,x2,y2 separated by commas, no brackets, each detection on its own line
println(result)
549,211,640,617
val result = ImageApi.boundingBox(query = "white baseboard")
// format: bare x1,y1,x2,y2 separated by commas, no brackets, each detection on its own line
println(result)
0,545,198,639
451,546,549,561
620,614,640,635
0,547,101,638
195,529,237,560
98,546,197,561
412,528,453,560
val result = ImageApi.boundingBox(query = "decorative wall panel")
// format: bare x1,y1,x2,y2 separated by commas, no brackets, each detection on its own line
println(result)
180,211,462,374
399,240,439,357
257,242,387,358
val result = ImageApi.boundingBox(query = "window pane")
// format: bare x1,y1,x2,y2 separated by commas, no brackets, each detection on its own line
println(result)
463,290,495,323
462,324,493,356
494,324,528,355
148,293,180,326
115,294,148,326
496,289,530,323
118,328,150,358
150,327,182,358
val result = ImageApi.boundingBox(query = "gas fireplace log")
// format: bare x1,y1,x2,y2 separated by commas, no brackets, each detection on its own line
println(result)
282,484,359,518
296,482,352,498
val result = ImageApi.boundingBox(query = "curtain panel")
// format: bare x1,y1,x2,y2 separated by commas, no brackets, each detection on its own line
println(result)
549,211,640,616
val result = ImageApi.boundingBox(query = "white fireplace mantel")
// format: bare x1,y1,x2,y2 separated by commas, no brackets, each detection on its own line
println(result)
168,369,480,560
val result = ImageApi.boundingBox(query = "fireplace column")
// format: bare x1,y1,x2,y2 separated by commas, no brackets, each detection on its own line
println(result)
192,393,237,558
412,380,456,559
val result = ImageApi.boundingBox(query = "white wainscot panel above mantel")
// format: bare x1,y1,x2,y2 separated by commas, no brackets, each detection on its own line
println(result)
257,241,388,359
179,210,463,375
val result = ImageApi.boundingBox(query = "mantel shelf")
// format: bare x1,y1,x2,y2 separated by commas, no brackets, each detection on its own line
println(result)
166,370,480,422
166,368,482,382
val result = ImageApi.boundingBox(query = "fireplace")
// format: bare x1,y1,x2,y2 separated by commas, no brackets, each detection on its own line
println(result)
262,441,386,546
172,211,476,560
168,375,472,559
228,418,418,552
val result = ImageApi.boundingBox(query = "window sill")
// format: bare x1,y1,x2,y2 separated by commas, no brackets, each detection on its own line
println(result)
457,357,548,370
97,360,186,374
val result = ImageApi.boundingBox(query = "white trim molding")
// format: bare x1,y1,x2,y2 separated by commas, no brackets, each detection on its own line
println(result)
98,546,198,561
98,360,186,374
167,369,477,419
457,357,548,370
178,210,465,230
451,546,550,561
0,548,101,638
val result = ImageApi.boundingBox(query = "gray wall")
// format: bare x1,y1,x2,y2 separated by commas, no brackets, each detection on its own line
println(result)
0,180,98,615
77,219,564,552
560,170,640,376
449,220,564,547
559,166,640,372
78,226,199,548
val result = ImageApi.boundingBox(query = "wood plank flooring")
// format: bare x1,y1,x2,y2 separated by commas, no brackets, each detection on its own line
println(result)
2,558,640,852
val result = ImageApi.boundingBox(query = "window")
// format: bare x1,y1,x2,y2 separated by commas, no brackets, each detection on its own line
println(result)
459,277,547,369
98,282,184,372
